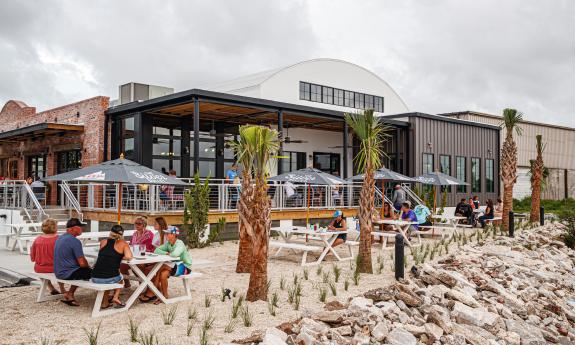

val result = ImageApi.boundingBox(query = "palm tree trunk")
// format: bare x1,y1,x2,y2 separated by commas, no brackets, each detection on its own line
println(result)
530,174,542,223
236,173,254,273
502,183,514,232
358,164,374,274
246,175,270,301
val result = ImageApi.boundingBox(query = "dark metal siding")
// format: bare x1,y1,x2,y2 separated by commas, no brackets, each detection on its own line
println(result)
410,116,500,206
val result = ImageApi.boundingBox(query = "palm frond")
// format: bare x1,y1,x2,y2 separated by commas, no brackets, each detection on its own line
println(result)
345,109,391,173
501,108,523,136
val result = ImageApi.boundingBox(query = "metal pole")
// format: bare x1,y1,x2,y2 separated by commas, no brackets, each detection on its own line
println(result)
508,211,514,237
394,234,404,280
193,97,200,174
540,206,544,226
277,110,284,175
343,121,349,179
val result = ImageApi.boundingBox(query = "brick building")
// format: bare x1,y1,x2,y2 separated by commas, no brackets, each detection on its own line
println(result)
0,96,109,205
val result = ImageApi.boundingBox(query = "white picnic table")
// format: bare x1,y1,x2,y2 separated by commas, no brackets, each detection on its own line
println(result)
430,214,467,237
270,226,353,266
78,230,135,245
373,219,420,248
83,248,198,316
1,222,67,254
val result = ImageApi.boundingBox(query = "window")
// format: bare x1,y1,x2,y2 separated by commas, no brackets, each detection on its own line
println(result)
456,157,467,193
310,84,321,102
486,159,495,193
27,155,47,179
299,82,310,101
471,158,481,193
440,155,451,192
334,89,344,106
57,150,82,174
153,158,181,176
8,160,18,179
422,153,434,174
322,86,333,104
344,90,354,107
300,81,384,111
364,94,374,110
313,152,341,176
281,151,306,173
374,96,384,112
120,116,135,159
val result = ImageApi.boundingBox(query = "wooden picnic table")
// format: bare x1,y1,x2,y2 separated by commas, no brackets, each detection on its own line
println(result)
270,226,353,266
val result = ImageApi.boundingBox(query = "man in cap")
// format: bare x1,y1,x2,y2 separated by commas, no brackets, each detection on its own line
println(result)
392,184,406,211
54,218,92,306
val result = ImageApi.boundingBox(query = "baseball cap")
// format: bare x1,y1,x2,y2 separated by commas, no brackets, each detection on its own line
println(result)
66,218,87,228
333,210,343,217
163,226,180,235
110,225,124,235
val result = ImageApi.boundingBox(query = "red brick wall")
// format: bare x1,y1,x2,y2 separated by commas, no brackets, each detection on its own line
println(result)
0,97,110,204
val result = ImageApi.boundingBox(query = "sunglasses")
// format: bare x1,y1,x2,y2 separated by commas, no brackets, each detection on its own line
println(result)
135,222,144,225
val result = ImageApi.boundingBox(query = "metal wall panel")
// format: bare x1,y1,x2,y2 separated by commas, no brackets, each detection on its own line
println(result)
410,116,500,206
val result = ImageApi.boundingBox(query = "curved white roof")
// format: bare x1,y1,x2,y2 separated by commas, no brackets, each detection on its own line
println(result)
207,58,409,115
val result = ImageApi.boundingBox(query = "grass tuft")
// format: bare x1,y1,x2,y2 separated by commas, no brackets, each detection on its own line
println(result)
161,305,178,325
318,285,328,302
138,331,159,345
328,280,337,296
241,305,253,327
204,294,212,308
302,268,309,280
83,322,101,345
128,317,139,342
332,265,341,282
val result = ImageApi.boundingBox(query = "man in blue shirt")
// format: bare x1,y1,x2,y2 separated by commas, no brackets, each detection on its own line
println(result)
54,218,92,306
400,202,419,236
225,163,238,183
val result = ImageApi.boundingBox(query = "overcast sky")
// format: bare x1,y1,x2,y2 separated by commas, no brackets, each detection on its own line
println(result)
1,0,574,126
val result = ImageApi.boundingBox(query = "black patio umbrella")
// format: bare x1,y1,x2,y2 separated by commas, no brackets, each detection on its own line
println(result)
269,168,347,224
412,172,468,210
350,167,414,219
44,156,188,223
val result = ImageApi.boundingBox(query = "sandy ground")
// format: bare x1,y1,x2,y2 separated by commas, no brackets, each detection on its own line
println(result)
0,230,467,345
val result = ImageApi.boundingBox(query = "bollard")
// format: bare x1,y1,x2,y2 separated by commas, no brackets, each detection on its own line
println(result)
394,234,404,280
540,206,545,226
508,211,514,237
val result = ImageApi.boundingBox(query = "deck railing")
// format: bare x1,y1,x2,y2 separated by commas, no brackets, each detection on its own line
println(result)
60,180,369,214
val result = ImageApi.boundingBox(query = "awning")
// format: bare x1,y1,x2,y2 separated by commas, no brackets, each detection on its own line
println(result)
0,123,84,143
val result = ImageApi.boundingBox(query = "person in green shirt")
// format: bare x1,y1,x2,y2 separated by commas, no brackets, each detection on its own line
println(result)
140,226,192,304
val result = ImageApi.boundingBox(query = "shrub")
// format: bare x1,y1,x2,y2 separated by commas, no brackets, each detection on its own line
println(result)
182,173,211,248
558,210,575,249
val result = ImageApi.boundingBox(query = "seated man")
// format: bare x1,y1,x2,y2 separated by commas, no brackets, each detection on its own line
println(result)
400,202,419,237
455,198,473,224
413,204,432,229
54,218,92,307
327,210,347,248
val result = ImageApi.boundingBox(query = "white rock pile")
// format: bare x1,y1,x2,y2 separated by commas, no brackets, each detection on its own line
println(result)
231,223,575,345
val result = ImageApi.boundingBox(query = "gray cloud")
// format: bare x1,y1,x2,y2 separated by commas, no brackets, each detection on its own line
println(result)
1,0,573,127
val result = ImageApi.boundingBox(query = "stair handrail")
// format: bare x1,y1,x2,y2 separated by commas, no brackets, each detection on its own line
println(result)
374,185,394,208
400,183,424,206
20,181,47,222
60,181,83,221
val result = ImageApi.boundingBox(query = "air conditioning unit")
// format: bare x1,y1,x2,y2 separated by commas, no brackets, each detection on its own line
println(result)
118,83,174,105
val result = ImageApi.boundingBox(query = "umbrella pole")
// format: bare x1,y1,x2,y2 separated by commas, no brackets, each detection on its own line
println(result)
433,186,437,213
306,183,310,242
117,182,123,224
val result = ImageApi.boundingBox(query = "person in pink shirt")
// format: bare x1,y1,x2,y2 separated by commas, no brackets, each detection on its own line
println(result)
129,217,154,252
30,218,66,295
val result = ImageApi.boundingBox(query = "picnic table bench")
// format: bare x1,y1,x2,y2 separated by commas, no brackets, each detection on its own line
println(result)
35,272,124,318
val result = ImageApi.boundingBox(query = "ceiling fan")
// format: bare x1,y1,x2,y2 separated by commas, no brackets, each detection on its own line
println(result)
208,120,234,138
283,126,308,144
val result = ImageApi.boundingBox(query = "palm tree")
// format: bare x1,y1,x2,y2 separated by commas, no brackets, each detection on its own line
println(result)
500,108,523,232
228,126,256,273
530,134,545,223
345,109,389,274
245,125,279,301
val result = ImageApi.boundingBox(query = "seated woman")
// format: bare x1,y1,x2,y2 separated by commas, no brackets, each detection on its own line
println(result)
140,226,192,304
494,198,503,218
478,199,495,228
91,225,133,309
121,216,154,287
30,218,66,295
327,210,347,248
152,217,168,248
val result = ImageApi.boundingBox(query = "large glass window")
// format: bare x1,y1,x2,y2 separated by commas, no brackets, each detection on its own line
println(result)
281,151,306,173
310,84,321,102
422,153,434,174
120,116,135,159
300,81,383,111
322,86,333,104
27,154,47,179
313,152,341,176
486,159,495,193
456,156,467,193
471,157,481,193
191,161,215,178
299,82,310,101
440,155,451,192
57,150,82,174
153,158,181,176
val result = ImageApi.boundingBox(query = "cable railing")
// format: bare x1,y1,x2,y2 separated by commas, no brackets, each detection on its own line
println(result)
0,180,47,222
60,181,368,214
